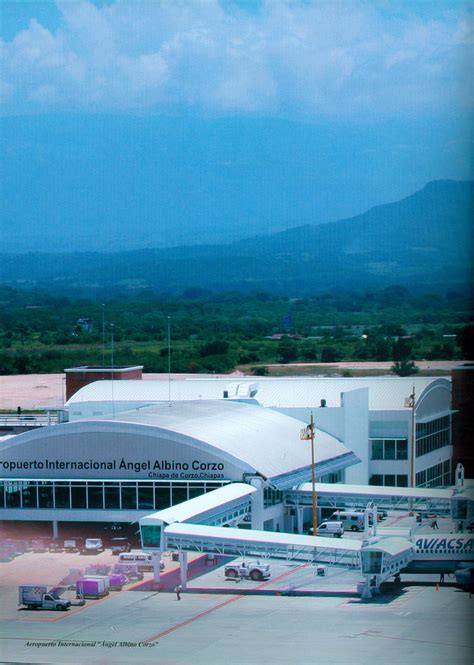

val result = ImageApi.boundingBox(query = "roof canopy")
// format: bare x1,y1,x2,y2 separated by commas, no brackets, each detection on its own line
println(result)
0,400,358,485
67,376,450,411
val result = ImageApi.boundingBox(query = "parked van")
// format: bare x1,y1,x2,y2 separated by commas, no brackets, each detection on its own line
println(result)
110,538,131,555
82,538,104,554
329,511,365,532
315,521,344,538
118,550,164,572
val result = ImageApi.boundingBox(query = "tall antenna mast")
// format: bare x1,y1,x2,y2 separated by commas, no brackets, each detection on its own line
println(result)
102,303,105,366
110,323,115,419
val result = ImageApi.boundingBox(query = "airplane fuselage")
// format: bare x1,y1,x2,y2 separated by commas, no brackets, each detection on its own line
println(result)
402,534,473,574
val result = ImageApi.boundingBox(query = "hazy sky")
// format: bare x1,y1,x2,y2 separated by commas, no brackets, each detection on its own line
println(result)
1,0,472,117
0,1,472,251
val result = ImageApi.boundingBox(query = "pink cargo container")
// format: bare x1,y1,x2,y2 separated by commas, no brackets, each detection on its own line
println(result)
76,577,108,598
108,573,127,591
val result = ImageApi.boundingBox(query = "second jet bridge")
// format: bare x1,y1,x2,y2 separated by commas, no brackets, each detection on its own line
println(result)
163,522,362,568
140,482,256,550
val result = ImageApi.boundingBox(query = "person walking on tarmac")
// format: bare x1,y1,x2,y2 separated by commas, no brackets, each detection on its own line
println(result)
175,584,182,600
431,517,439,530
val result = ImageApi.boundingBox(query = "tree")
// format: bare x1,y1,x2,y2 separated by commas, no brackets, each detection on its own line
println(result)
277,336,298,363
199,339,230,357
252,365,269,376
320,346,339,363
392,338,412,361
391,359,419,377
391,337,418,375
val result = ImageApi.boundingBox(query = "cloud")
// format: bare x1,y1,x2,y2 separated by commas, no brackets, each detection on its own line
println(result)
0,0,472,117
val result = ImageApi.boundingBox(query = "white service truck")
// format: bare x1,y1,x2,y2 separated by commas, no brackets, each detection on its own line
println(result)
224,561,271,581
18,585,71,611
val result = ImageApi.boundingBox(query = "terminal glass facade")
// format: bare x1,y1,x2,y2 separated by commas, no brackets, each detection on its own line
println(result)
370,439,408,461
415,460,451,488
369,474,408,487
0,479,229,511
416,416,451,457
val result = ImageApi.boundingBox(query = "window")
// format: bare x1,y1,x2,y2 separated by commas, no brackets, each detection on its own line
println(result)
121,484,137,510
38,483,53,508
71,484,87,509
188,484,205,500
21,483,38,508
416,461,451,487
371,440,384,460
416,416,451,457
370,439,408,461
396,475,408,487
154,484,171,509
370,474,408,487
5,483,21,508
396,440,408,460
361,551,382,575
141,524,162,548
104,485,120,510
138,485,154,510
171,484,188,505
87,483,104,510
369,475,383,486
384,441,396,460
54,483,70,509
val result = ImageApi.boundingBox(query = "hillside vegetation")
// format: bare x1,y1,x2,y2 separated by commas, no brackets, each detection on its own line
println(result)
0,285,471,375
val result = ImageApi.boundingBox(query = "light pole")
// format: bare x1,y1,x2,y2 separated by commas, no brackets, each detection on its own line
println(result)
167,316,171,404
110,323,115,419
406,386,416,488
301,412,317,535
101,303,105,366
310,413,317,536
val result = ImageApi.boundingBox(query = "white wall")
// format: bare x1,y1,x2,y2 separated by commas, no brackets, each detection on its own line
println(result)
341,389,369,484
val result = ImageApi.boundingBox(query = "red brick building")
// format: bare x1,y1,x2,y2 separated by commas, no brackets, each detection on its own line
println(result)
64,365,143,401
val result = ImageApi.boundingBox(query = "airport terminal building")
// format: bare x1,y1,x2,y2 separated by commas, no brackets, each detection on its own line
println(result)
0,399,357,535
0,375,453,536
66,375,453,488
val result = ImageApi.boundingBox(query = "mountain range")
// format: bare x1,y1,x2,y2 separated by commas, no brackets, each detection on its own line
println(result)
1,179,472,296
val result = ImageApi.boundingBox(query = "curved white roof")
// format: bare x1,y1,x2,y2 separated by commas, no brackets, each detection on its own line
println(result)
142,483,256,525
103,400,354,483
3,400,357,486
67,376,450,412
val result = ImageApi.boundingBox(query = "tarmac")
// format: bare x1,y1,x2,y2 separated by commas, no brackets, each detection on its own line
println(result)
0,578,471,665
0,513,472,664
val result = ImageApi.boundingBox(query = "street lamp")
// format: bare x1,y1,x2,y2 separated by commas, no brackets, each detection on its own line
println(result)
405,386,416,488
301,412,317,536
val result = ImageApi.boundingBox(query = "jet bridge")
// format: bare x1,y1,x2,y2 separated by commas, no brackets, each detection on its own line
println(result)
287,482,455,517
359,536,415,598
163,522,362,568
140,491,416,597
140,483,256,550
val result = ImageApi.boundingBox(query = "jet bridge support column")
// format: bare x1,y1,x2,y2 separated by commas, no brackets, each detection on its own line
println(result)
179,551,188,589
249,477,265,530
296,507,304,534
151,551,161,588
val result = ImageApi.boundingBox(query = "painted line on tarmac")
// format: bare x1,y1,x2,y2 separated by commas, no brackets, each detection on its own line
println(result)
360,631,472,649
385,513,410,526
142,563,309,644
